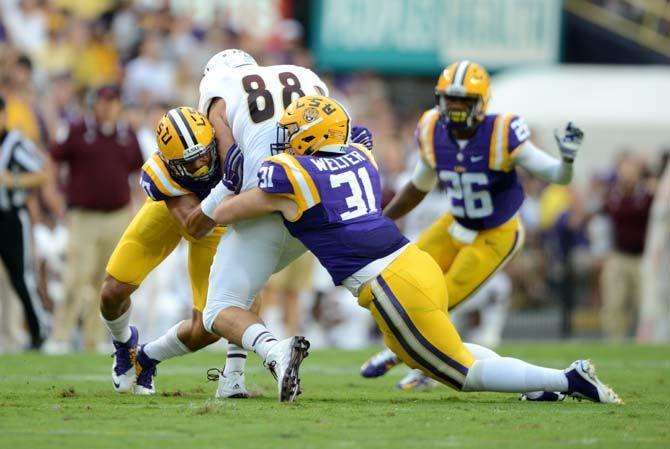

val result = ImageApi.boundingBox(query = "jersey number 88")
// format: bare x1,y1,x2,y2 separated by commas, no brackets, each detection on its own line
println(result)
242,72,305,123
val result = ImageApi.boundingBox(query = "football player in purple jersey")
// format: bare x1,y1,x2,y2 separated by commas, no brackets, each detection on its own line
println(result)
361,61,584,398
208,95,620,405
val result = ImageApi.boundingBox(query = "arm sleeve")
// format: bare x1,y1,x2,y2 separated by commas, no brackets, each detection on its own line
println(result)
257,160,295,195
410,155,437,192
512,140,573,185
13,137,44,172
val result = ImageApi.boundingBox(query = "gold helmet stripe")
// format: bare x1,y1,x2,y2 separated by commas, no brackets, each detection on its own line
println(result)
167,109,196,149
453,60,471,87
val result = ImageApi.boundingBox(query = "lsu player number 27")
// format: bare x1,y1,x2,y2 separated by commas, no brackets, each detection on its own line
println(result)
101,107,251,399
210,95,620,405
360,61,584,389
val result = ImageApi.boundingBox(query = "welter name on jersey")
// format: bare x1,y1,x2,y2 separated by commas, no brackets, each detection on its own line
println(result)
309,150,367,172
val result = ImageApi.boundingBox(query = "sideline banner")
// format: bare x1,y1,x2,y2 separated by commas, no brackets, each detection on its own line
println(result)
311,0,562,73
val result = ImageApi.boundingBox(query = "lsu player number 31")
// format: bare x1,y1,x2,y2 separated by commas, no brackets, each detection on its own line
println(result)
210,95,619,405
361,61,584,393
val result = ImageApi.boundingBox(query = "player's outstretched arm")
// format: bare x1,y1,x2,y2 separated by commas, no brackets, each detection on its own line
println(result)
212,188,297,225
383,182,429,220
512,140,574,185
165,194,215,240
512,122,583,185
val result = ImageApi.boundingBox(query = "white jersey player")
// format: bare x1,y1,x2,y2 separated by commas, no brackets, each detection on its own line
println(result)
184,50,329,401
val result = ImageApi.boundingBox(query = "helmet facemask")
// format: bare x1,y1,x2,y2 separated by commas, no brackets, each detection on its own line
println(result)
436,88,483,131
271,122,298,155
272,119,329,156
273,95,350,157
163,140,218,181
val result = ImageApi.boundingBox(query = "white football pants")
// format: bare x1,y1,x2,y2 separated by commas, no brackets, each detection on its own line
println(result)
202,213,306,333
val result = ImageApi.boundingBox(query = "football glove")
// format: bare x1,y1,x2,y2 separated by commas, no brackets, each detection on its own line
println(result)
222,143,244,194
554,122,583,163
351,125,373,151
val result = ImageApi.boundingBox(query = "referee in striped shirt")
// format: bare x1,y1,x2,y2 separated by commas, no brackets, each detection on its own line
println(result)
0,95,49,349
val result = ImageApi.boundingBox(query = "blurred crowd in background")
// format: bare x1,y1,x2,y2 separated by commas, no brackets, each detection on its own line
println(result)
0,0,669,353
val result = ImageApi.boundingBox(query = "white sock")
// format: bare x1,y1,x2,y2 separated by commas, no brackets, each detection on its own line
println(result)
464,342,501,360
143,321,191,362
223,343,247,374
463,357,569,393
463,343,547,396
102,306,132,343
241,323,278,360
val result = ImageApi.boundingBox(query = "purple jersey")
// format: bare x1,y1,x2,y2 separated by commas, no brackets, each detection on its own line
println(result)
258,145,408,285
417,109,529,230
140,152,221,201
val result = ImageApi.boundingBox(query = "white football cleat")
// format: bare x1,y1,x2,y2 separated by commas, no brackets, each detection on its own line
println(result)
564,359,622,404
264,336,310,402
396,369,439,390
216,371,250,399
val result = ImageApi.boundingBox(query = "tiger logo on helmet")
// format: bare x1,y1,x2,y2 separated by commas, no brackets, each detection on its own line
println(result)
435,60,491,130
272,95,351,156
155,106,218,181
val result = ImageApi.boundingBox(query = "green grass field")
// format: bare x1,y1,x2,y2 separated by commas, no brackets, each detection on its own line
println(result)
1,343,668,449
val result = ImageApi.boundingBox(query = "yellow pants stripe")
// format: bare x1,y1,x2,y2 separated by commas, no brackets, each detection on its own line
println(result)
371,277,468,388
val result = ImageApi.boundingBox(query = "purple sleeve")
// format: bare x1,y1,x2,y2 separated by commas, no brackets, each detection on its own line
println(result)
139,170,170,201
508,115,531,153
257,160,294,195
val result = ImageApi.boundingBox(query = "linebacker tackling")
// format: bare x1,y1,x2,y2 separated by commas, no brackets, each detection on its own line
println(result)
100,107,248,397
211,95,620,404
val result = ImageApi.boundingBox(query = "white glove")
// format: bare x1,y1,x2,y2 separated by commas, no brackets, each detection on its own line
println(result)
554,122,583,163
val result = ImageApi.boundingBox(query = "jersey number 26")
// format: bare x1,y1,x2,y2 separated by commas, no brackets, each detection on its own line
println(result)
439,171,493,219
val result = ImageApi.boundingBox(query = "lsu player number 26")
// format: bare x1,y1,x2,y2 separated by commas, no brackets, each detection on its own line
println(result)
360,61,584,389
210,95,619,405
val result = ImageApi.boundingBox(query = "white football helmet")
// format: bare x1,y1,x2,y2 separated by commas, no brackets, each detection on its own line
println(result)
203,49,257,76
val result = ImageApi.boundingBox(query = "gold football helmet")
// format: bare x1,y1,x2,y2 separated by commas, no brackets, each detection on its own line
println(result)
435,61,491,129
155,106,218,180
273,95,350,156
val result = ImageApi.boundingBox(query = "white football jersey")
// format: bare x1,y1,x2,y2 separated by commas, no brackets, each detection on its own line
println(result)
198,64,329,191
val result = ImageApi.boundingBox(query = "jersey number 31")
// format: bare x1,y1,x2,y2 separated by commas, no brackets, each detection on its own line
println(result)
331,168,377,221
